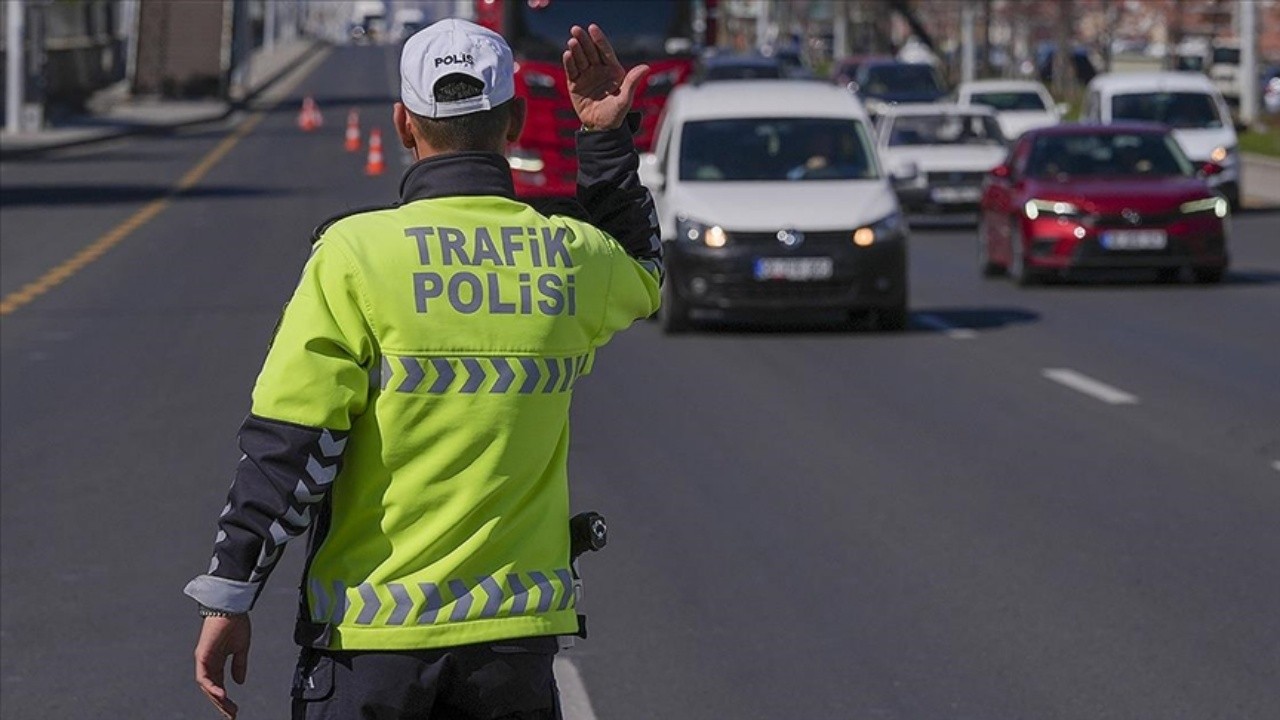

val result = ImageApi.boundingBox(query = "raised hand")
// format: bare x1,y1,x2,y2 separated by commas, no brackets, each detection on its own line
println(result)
562,24,649,131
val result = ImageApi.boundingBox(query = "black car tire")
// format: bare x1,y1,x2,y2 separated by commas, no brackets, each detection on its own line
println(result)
1193,267,1225,284
875,304,909,332
661,281,692,334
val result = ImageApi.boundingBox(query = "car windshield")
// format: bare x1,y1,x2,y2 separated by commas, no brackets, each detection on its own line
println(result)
1026,132,1194,178
679,118,878,181
704,62,781,81
886,114,1005,146
1213,48,1240,65
1111,92,1224,129
508,0,692,61
863,65,944,94
969,91,1049,112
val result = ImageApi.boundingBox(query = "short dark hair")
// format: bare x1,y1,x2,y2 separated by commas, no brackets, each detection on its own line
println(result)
409,74,511,151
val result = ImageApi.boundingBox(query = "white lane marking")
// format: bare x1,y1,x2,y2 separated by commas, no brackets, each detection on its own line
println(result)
1042,368,1140,405
554,656,599,720
914,313,978,339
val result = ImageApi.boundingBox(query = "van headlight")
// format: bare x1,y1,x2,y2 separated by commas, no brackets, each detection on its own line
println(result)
1024,198,1081,219
1180,196,1229,218
853,212,907,246
676,216,728,247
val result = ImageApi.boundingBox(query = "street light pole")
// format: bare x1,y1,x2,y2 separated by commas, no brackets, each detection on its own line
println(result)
1239,0,1258,127
5,0,24,134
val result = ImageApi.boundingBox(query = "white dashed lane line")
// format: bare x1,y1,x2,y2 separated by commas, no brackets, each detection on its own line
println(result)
914,313,978,339
554,656,599,720
1042,368,1140,405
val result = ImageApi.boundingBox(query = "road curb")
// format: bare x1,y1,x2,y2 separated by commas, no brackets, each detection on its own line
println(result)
0,40,328,161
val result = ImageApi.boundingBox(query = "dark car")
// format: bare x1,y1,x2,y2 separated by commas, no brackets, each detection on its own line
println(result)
978,123,1229,285
694,53,785,82
848,60,948,107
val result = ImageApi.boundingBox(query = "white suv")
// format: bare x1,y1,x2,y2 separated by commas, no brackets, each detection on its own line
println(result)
1083,72,1241,207
639,80,909,332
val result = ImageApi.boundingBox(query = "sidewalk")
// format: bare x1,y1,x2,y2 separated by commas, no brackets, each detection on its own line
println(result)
0,38,325,159
1242,153,1280,208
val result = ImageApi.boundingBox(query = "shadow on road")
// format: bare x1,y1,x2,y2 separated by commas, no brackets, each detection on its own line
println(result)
0,184,289,207
664,306,1040,337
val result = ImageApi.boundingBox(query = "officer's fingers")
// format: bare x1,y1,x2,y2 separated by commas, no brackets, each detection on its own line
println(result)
562,50,580,82
619,64,651,103
587,24,621,69
572,24,603,65
231,646,248,685
566,37,590,75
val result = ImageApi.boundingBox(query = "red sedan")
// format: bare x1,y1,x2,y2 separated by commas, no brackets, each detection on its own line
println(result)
978,123,1230,285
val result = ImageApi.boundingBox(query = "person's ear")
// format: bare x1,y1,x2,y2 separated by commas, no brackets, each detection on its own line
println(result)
506,97,527,143
393,102,416,149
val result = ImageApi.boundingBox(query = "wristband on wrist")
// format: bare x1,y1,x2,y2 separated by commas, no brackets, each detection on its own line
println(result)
198,604,242,618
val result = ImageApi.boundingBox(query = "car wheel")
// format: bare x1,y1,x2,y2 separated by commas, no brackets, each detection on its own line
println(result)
1008,223,1039,287
977,217,1002,277
875,304,909,332
661,280,692,334
1193,267,1225,284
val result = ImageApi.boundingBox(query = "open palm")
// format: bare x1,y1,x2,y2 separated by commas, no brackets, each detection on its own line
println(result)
563,24,649,131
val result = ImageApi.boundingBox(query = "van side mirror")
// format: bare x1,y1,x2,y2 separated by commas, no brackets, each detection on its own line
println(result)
639,153,665,193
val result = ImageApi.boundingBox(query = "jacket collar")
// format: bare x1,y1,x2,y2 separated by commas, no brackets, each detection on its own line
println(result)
398,151,516,203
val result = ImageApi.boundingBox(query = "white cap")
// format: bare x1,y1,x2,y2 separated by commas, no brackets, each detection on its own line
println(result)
400,18,516,119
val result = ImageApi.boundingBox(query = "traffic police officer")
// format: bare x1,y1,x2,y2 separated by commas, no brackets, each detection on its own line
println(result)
185,19,660,719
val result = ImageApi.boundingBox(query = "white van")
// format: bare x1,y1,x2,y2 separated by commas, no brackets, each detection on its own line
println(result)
638,80,909,332
1083,72,1241,206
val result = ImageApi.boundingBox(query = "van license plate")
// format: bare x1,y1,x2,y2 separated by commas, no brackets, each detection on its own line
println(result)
1101,230,1167,250
754,257,834,281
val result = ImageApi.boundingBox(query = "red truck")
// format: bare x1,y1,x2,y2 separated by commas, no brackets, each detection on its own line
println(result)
471,0,716,197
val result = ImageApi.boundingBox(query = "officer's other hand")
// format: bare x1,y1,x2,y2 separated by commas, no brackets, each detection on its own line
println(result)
194,614,251,719
563,24,649,132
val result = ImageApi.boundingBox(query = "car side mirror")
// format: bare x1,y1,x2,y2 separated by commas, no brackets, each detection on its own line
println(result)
890,161,920,182
1199,161,1225,177
639,153,665,193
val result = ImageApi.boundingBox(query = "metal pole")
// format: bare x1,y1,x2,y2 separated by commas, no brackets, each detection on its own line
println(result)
263,0,276,53
961,0,976,83
5,0,24,133
1239,0,1257,127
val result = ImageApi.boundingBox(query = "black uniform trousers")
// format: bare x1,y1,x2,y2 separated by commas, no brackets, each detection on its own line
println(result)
291,636,562,720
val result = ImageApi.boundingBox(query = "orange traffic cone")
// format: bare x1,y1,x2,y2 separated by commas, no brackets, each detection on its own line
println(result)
344,109,361,152
297,95,323,132
365,128,385,176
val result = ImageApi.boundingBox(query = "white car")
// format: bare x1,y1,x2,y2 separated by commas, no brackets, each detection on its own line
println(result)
874,104,1008,218
639,80,909,332
955,79,1063,140
1083,72,1241,207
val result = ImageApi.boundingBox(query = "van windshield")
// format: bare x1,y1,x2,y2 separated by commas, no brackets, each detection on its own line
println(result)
678,118,878,181
1111,92,1224,129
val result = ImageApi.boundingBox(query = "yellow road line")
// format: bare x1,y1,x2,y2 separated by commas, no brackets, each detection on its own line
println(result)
0,47,329,317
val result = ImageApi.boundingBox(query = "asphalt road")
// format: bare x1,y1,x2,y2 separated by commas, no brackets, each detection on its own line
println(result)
2,46,1278,719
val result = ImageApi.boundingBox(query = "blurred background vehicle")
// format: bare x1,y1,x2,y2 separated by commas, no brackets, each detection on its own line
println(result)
639,80,908,332
876,104,1007,220
979,124,1229,285
954,79,1064,141
847,59,948,112
1083,72,1241,207
471,0,713,198
694,51,784,82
